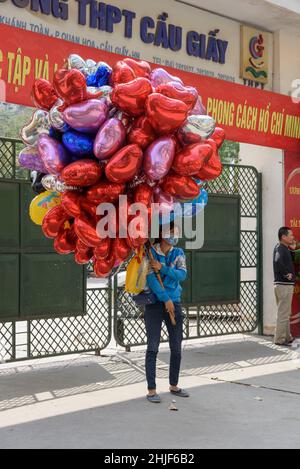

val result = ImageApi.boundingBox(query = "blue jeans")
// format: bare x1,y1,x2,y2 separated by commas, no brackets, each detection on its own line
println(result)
144,302,184,391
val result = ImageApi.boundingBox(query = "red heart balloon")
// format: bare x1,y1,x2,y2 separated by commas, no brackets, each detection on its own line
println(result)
32,79,58,110
54,225,77,255
112,78,153,117
128,116,156,149
61,191,82,218
156,82,197,111
75,248,93,265
42,205,70,239
94,256,115,278
113,237,132,261
86,181,126,204
195,139,223,181
110,60,136,85
61,160,102,187
172,143,213,176
127,208,149,248
94,238,112,260
74,216,102,248
76,239,91,253
161,173,200,200
211,127,226,148
123,58,151,79
53,69,102,111
146,93,188,135
105,144,143,183
133,183,153,207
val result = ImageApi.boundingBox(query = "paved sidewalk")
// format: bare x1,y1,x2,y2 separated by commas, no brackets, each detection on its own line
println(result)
0,334,300,449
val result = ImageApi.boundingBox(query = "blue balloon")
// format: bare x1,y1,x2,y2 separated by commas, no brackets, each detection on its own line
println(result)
86,63,112,87
62,130,94,157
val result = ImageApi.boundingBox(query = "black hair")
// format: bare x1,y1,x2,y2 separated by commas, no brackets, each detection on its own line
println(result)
278,227,292,241
154,220,175,244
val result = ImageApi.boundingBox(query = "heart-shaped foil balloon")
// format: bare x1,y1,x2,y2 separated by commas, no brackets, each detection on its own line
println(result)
146,93,188,135
74,216,102,248
156,82,197,111
66,54,87,75
53,69,102,111
110,60,136,85
19,147,47,173
49,99,70,131
113,237,132,261
42,205,70,239
128,116,156,149
54,225,77,255
94,118,126,160
86,62,112,87
75,247,94,265
94,238,112,260
111,78,153,117
153,187,174,215
195,139,223,181
41,174,79,193
32,79,58,111
62,130,94,157
63,98,109,134
61,160,102,187
178,115,216,146
133,183,153,207
211,127,226,148
123,58,151,79
21,110,50,147
61,191,82,218
105,144,143,183
86,181,126,204
94,256,115,278
38,134,70,176
150,68,183,89
161,173,200,200
172,143,213,176
143,137,176,181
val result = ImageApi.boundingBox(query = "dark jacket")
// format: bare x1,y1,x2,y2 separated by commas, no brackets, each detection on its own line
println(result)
273,243,296,285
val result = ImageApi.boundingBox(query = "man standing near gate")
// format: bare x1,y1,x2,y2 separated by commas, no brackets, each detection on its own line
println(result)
273,227,297,346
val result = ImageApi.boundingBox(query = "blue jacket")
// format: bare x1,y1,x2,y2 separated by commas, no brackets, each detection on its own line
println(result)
146,244,187,303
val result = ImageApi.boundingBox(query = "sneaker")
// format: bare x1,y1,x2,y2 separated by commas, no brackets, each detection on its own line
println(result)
170,388,190,398
146,393,161,403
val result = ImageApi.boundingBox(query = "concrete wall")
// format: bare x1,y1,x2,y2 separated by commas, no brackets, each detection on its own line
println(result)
273,30,300,95
239,144,284,335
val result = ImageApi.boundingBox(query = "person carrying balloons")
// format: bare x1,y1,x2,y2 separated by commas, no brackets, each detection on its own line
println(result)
144,221,189,404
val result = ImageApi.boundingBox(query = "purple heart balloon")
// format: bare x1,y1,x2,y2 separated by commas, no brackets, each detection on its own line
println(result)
189,96,207,116
150,68,183,89
19,147,47,173
94,118,126,160
143,137,176,181
63,98,109,134
38,134,70,176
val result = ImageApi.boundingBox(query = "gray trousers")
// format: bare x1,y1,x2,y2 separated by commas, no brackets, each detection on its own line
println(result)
274,284,294,344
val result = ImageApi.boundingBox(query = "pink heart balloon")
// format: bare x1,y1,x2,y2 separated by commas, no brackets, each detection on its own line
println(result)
38,134,70,176
94,118,126,160
63,98,108,133
189,96,207,116
143,137,176,181
150,68,183,89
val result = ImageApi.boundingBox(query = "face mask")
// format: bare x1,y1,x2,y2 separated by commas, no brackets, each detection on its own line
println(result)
164,236,179,246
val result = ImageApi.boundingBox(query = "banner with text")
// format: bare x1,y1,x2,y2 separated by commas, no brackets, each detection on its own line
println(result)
0,24,299,151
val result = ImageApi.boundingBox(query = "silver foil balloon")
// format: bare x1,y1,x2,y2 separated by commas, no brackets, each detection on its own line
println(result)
87,85,113,107
21,110,50,147
49,99,67,130
85,59,97,74
67,54,87,75
178,115,216,145
42,174,79,193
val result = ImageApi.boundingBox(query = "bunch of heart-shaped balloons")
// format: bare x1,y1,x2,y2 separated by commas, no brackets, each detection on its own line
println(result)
19,54,225,278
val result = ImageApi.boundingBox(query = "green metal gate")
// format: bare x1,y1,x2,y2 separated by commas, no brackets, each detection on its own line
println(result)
114,164,263,348
0,138,112,362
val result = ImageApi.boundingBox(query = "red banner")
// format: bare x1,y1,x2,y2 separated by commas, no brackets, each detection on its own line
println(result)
285,151,300,336
0,24,300,151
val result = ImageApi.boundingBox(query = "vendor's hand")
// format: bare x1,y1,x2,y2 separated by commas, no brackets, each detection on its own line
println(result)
286,273,294,281
150,259,162,272
165,299,175,317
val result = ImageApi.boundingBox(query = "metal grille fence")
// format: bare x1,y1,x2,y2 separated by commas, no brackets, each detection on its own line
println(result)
114,164,262,348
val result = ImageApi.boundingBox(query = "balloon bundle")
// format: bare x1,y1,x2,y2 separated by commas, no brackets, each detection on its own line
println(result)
19,55,225,278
